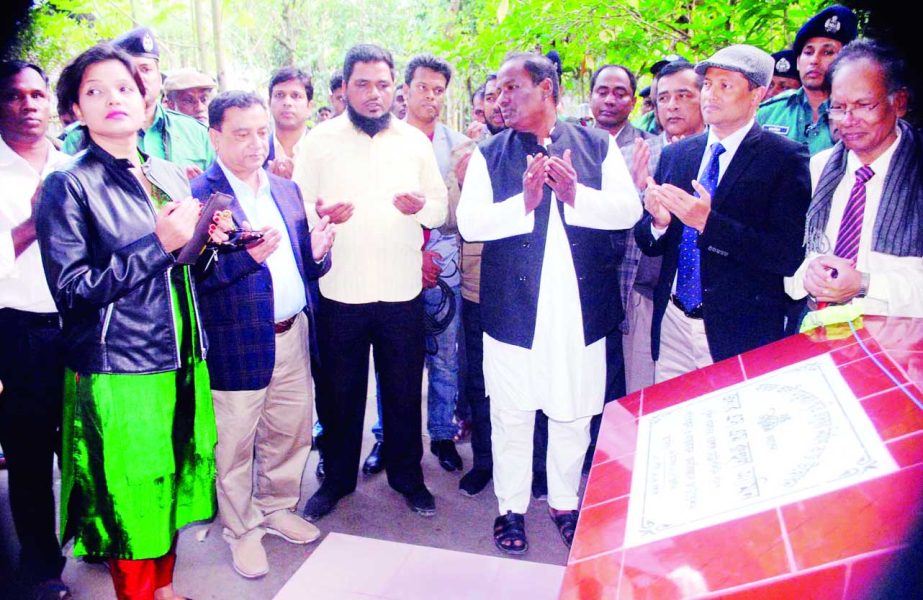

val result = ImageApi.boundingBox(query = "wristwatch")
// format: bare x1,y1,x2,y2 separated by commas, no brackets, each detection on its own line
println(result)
857,271,870,298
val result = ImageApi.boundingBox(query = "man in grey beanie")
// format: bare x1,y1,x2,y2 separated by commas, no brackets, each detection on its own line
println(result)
633,44,812,382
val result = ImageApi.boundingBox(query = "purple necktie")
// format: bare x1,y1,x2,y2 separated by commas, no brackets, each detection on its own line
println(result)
832,165,874,262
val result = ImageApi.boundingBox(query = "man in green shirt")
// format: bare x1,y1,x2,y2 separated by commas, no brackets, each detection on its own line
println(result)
756,5,857,155
60,27,214,178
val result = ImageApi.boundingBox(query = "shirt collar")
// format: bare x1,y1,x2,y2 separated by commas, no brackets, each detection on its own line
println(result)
794,87,830,114
0,134,18,167
216,156,270,197
705,118,754,158
147,103,166,135
272,126,308,158
0,134,59,173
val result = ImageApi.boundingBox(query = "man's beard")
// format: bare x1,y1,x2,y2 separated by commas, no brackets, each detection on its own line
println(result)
347,103,391,137
486,119,506,135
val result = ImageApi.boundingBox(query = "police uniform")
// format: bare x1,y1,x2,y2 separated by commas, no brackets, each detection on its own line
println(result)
633,110,660,135
757,88,833,155
60,27,215,171
756,5,857,155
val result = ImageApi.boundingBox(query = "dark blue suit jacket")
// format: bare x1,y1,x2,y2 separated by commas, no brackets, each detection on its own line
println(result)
633,123,811,362
191,163,330,391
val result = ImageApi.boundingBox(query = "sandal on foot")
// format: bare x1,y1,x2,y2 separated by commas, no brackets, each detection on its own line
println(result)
549,508,579,548
493,511,528,555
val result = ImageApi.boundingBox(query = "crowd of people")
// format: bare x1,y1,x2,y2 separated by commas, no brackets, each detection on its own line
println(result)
1,3,921,599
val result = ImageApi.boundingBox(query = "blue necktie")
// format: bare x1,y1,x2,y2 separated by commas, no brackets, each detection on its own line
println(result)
675,141,725,310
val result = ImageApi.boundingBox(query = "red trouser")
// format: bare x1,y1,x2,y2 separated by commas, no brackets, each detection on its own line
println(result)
107,546,176,600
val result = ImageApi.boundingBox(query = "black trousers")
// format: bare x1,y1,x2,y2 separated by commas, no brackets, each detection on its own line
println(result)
316,296,426,495
462,299,490,471
0,309,66,585
533,326,626,474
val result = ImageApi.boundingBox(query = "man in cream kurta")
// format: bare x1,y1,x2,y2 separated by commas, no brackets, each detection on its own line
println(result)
291,44,448,522
457,53,640,553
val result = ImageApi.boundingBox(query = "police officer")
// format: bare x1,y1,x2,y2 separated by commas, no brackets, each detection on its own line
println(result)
60,27,215,178
766,49,800,100
757,5,857,155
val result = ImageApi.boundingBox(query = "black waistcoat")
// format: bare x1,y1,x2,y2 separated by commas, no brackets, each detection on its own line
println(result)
478,120,623,349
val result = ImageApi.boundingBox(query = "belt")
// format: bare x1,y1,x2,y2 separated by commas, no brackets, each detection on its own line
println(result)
671,295,704,320
0,308,61,328
274,314,297,334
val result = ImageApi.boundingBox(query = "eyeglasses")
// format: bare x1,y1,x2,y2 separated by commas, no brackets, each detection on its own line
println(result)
828,97,888,121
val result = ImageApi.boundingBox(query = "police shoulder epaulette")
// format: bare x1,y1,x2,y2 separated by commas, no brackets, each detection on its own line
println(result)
759,88,798,108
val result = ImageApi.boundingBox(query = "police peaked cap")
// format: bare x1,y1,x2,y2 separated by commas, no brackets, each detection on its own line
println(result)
793,5,858,57
771,50,799,81
113,27,160,60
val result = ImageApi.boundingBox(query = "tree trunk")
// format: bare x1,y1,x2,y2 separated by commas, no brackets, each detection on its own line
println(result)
193,0,208,72
211,0,227,90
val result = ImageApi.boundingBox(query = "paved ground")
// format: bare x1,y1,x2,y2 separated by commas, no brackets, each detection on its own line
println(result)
1,380,577,599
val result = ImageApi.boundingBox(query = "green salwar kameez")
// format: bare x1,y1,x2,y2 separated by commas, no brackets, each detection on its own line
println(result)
60,185,217,560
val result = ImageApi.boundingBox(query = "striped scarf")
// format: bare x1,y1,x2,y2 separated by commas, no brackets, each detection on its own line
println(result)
805,119,923,257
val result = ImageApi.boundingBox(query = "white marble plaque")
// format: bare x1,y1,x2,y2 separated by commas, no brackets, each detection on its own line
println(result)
623,353,897,548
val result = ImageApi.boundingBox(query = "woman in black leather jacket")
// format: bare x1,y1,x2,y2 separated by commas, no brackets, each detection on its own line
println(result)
35,43,225,600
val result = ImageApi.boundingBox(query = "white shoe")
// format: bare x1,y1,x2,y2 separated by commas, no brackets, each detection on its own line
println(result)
224,528,269,579
264,509,321,544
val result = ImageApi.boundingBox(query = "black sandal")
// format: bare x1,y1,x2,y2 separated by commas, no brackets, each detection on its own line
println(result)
493,511,528,555
549,508,579,548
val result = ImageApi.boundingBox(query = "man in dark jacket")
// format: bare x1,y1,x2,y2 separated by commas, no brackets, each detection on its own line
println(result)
192,91,333,579
634,45,811,382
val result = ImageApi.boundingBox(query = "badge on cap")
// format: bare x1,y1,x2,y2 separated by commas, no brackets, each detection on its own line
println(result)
776,57,791,72
825,15,841,33
142,33,155,53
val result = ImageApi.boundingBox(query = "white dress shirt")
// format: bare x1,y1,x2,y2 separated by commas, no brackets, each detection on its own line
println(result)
457,135,641,421
218,159,306,322
0,135,70,313
787,129,923,316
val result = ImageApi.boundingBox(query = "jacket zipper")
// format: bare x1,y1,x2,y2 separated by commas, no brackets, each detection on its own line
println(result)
138,162,182,369
165,266,181,370
100,304,114,343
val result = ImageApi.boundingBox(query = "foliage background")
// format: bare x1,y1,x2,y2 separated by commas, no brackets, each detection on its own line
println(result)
6,0,875,129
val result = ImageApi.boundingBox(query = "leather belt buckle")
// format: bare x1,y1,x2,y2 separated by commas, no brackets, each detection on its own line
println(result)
274,315,297,334
671,294,704,320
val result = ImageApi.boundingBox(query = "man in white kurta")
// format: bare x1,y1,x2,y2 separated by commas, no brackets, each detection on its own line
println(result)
457,53,640,552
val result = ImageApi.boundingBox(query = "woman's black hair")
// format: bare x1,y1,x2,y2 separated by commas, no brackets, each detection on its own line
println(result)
56,43,146,116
